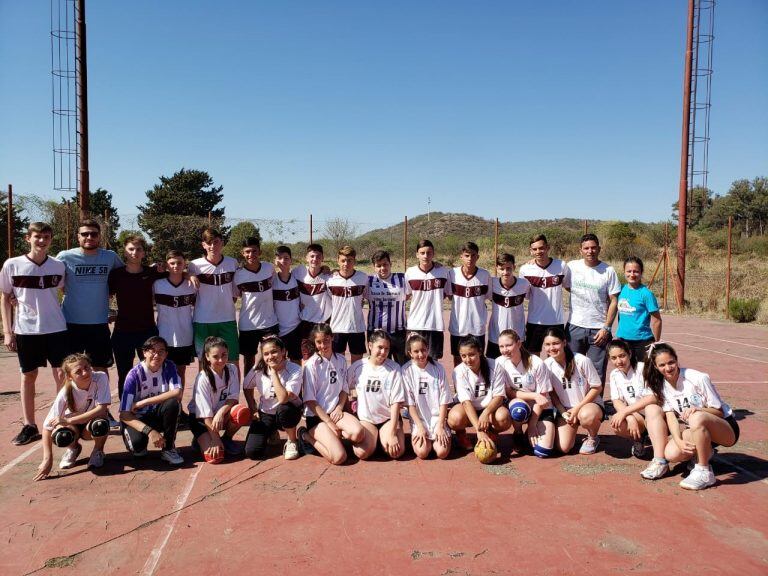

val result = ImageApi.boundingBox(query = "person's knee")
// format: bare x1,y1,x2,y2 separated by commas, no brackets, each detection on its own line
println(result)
347,425,366,444
687,411,708,431
87,418,109,438
244,436,267,459
329,448,347,465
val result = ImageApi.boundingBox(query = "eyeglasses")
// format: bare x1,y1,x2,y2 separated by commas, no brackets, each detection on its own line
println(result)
145,348,168,356
79,231,99,238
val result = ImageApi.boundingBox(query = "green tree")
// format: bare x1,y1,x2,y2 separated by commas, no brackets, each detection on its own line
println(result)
0,189,31,263
605,221,637,260
672,186,714,228
699,177,768,236
137,168,228,260
223,221,261,260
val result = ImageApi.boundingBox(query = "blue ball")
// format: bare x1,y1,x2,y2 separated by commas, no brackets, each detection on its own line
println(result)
508,400,531,423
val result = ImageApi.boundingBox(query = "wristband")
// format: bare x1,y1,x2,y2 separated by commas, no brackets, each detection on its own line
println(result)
142,424,153,436
602,326,612,331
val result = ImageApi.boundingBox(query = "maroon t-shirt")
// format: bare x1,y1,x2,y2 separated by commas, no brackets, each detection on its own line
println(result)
108,265,166,333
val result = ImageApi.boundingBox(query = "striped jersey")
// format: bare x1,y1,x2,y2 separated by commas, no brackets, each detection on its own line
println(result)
327,270,368,334
188,256,238,323
119,360,182,416
153,278,196,347
447,266,491,336
235,262,278,331
0,255,66,334
488,276,530,343
405,264,451,331
272,272,301,336
367,272,407,333
519,258,570,325
292,264,332,323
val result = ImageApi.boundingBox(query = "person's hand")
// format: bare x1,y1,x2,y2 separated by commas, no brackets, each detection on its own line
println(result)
674,436,696,457
528,429,540,448
476,430,493,444
562,410,576,426
34,456,54,481
680,407,699,423
626,416,642,440
329,405,344,424
211,413,225,431
609,411,626,431
411,423,427,447
593,329,611,347
327,420,341,438
148,429,166,449
477,411,491,432
533,394,550,407
188,275,200,289
206,441,223,461
132,399,145,413
4,332,16,352
386,432,401,458
435,426,450,448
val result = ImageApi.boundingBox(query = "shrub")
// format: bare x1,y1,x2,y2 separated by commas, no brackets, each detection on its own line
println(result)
729,298,760,323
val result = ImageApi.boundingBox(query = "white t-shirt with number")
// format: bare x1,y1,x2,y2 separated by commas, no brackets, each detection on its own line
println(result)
448,266,491,337
302,353,348,416
567,259,621,329
608,362,650,407
293,265,332,323
326,270,369,334
405,265,451,331
0,255,67,335
545,354,604,410
235,262,278,331
497,354,555,395
242,361,303,414
153,278,196,347
403,360,452,439
453,358,506,411
661,367,731,417
188,256,238,323
272,273,301,336
519,258,570,325
43,371,111,431
488,276,530,344
347,358,405,425
188,364,240,418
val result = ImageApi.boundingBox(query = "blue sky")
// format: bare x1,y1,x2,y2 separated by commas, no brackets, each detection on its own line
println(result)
1,1,766,238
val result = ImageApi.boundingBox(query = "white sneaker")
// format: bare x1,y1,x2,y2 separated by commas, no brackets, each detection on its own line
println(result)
283,440,300,461
59,443,82,469
640,458,669,480
579,436,600,455
680,465,716,490
161,449,184,466
88,449,105,469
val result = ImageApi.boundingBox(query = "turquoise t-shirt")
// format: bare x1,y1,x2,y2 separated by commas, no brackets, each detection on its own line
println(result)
58,248,124,324
616,284,659,341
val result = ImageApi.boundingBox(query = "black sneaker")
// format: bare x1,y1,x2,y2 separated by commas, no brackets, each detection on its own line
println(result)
297,426,316,455
12,424,41,446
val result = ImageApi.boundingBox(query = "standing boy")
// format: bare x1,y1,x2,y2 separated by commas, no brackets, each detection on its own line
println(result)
519,234,571,355
367,250,407,364
326,245,368,363
486,253,531,359
1,222,67,445
447,242,490,366
272,245,302,363
293,243,332,358
235,237,279,375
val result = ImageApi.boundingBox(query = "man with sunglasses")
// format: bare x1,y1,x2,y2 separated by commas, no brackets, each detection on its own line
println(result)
57,220,124,394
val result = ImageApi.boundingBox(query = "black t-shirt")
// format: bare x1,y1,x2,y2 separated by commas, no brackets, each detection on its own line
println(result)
108,265,166,332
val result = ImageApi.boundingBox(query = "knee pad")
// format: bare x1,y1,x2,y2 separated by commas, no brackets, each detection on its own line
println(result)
87,418,110,437
52,427,76,447
533,444,553,459
508,400,531,423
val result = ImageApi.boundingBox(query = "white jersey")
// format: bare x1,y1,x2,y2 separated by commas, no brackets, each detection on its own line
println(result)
43,371,111,431
302,353,348,416
608,362,650,407
188,364,240,418
188,256,238,323
272,273,301,336
519,258,570,325
567,259,621,329
153,278,196,347
545,354,604,410
0,255,66,335
367,273,407,333
405,264,450,331
661,367,732,418
235,263,279,331
454,358,506,410
293,265,332,323
403,360,452,439
242,361,303,414
448,266,490,336
348,358,405,425
326,270,368,334
488,276,530,343
497,354,555,395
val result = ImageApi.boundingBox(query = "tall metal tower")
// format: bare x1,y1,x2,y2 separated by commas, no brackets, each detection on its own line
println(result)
675,0,715,310
51,0,89,220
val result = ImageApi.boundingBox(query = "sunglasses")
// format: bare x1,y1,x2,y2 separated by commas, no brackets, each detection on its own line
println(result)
79,231,99,238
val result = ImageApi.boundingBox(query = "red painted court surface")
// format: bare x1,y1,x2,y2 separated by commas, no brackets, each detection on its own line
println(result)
1,315,766,575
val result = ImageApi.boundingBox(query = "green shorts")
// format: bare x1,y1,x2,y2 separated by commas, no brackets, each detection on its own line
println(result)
193,321,239,358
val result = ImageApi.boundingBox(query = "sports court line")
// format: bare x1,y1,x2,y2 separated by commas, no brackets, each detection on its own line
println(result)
140,464,203,576
713,455,768,487
666,332,768,351
714,381,768,384
0,443,42,478
665,340,768,365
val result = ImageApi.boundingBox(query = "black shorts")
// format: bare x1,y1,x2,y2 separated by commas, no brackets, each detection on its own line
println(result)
450,334,486,358
305,414,322,431
298,319,331,344
407,329,444,360
538,406,556,423
67,323,114,368
333,332,366,355
280,325,303,363
167,345,196,367
525,323,564,354
713,415,740,447
485,341,501,360
239,324,280,356
15,331,69,373
188,413,210,439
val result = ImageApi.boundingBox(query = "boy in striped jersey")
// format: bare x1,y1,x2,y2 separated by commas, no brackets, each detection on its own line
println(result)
293,243,332,359
327,245,368,363
1,222,67,445
367,250,407,364
448,242,491,367
272,246,302,363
